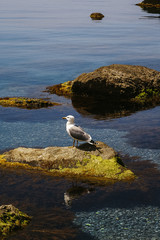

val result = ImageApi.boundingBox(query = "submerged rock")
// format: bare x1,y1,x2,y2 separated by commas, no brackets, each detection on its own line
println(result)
0,97,60,109
0,204,31,237
3,142,135,184
90,13,104,20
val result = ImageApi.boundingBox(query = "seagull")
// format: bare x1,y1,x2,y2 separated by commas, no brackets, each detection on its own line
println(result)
62,115,96,147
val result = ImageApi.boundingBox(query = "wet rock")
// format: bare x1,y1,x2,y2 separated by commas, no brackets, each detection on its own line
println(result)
3,142,135,184
0,97,60,109
90,13,104,20
0,204,31,237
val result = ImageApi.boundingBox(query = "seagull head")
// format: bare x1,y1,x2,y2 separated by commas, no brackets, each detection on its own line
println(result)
62,115,75,124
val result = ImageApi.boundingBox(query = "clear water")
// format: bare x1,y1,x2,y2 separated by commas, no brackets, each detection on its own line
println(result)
0,0,160,239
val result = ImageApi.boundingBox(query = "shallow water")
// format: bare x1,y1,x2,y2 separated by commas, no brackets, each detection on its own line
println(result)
0,0,160,239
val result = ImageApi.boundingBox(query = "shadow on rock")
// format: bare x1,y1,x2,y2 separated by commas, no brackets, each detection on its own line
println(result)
77,143,100,152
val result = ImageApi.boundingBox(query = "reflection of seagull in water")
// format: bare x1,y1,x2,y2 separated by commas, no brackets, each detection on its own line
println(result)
64,185,95,207
62,115,96,147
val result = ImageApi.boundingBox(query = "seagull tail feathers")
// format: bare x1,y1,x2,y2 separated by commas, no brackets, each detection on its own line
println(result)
88,139,97,145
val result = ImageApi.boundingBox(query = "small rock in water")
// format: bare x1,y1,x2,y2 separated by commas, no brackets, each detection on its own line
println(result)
90,13,104,20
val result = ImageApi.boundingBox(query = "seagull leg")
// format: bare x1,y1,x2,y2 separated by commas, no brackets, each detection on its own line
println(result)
76,140,79,147
73,139,75,147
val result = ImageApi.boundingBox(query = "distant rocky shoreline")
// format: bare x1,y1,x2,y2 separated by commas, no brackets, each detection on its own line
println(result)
137,0,160,8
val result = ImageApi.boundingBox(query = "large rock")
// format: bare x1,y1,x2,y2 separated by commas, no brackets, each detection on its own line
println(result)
45,64,160,118
72,64,160,99
3,142,135,184
45,64,160,101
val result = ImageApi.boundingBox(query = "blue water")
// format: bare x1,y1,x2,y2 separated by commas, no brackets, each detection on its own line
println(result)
0,0,160,97
0,0,160,239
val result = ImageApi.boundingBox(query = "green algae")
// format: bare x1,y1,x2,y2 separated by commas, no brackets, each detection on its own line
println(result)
46,81,73,97
0,97,60,109
133,88,160,105
50,154,136,184
0,205,31,238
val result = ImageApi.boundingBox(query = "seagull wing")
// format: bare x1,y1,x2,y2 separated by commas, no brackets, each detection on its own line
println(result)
69,125,91,141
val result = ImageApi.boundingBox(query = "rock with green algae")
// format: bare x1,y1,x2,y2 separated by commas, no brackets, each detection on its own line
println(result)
0,204,31,238
46,81,73,97
2,142,135,184
0,97,60,109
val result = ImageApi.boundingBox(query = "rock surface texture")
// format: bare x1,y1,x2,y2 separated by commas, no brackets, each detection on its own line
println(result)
3,142,135,184
72,64,160,99
0,204,31,237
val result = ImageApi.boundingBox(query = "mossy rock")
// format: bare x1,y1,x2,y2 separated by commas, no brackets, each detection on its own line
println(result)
2,142,136,184
0,205,31,237
0,97,60,109
131,88,160,107
90,13,104,20
46,81,73,97
55,155,135,183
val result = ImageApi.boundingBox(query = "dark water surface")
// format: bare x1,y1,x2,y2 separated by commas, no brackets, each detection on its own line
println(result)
0,0,160,239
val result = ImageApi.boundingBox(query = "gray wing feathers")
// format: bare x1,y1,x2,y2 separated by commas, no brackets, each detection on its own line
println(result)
69,125,91,141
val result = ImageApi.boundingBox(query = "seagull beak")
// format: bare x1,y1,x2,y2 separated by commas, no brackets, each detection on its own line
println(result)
62,117,66,119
